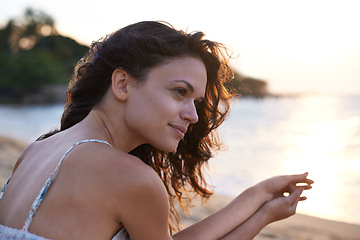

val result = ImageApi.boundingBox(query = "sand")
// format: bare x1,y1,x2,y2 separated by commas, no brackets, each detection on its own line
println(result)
0,135,27,184
180,195,360,240
1,135,359,240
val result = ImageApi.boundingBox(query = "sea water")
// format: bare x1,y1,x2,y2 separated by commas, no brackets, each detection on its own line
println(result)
210,94,360,225
0,94,359,225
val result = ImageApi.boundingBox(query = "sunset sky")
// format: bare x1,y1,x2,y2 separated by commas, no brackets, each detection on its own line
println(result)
1,0,359,95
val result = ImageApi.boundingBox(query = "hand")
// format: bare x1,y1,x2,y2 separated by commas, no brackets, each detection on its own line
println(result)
215,182,309,240
262,187,304,224
257,172,313,201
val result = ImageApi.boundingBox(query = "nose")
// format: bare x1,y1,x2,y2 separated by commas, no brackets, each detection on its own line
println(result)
181,101,199,124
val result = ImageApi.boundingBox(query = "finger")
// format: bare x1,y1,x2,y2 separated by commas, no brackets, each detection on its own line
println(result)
303,178,315,185
288,182,299,192
299,196,307,201
296,184,313,190
296,173,315,183
285,188,303,215
286,178,313,196
288,187,303,205
294,177,314,189
286,173,307,185
294,172,308,180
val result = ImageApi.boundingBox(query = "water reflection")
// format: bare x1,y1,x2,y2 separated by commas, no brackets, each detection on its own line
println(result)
283,95,360,222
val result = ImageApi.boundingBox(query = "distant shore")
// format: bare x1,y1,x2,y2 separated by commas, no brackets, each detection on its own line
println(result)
1,135,359,240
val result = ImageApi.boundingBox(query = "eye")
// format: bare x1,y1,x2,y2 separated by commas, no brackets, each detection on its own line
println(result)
174,87,187,97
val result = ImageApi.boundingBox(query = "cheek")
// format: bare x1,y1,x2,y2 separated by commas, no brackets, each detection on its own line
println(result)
127,94,170,128
143,92,178,119
127,84,182,129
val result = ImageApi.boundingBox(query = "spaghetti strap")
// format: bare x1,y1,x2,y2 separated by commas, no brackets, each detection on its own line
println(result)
0,176,11,199
0,139,112,232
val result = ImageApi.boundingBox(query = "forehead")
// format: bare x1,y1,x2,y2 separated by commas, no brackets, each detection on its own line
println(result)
147,56,207,94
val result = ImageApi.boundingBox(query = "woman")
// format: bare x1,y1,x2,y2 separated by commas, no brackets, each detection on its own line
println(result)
0,21,313,240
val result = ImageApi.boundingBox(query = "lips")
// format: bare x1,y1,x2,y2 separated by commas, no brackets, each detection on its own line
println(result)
169,124,187,138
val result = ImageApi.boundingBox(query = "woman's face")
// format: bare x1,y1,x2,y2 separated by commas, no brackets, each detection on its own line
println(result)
124,56,207,152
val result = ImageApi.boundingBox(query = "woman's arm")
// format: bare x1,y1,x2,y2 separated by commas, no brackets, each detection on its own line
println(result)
220,187,305,239
116,167,312,240
174,173,313,240
173,184,272,240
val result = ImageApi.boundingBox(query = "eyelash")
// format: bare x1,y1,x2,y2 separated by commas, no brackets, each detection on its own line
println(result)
173,87,204,109
174,88,187,97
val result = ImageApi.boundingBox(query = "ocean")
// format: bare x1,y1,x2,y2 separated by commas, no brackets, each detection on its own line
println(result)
0,94,359,225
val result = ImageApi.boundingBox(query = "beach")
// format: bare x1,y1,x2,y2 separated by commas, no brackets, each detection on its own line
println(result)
1,135,359,240
0,135,27,184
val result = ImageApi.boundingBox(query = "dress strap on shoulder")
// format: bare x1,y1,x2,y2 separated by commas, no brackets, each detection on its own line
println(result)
21,139,112,232
0,176,11,200
51,139,112,176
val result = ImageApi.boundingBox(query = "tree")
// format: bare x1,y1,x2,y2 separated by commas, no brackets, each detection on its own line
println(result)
224,71,268,98
0,8,89,103
4,8,57,54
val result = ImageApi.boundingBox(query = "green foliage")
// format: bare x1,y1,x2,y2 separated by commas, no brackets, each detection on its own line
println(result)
0,20,15,54
0,8,89,103
0,51,64,90
34,35,89,77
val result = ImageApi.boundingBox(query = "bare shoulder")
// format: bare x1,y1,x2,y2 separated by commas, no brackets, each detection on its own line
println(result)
64,142,171,239
66,141,162,187
63,141,169,207
104,150,171,239
12,141,36,172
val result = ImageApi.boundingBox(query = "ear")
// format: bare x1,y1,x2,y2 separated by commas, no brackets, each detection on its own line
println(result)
111,68,129,101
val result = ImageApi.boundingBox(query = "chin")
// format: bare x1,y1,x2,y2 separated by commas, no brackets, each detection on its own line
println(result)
155,141,180,153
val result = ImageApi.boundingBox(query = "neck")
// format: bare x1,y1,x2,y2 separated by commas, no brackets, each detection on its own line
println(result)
80,109,143,153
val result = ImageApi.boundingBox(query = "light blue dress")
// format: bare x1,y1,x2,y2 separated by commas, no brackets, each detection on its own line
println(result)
0,139,130,240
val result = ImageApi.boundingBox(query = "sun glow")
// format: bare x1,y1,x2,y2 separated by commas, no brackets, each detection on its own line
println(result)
282,95,360,221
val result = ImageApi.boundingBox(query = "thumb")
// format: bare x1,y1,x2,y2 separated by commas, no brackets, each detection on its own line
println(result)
288,188,304,212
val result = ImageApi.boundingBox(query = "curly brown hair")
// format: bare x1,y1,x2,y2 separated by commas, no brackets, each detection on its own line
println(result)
38,21,234,233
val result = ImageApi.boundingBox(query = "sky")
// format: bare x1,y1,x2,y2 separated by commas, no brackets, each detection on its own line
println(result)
1,0,359,95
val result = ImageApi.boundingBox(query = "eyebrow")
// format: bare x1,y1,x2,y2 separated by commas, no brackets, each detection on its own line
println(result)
173,80,205,101
173,80,194,92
